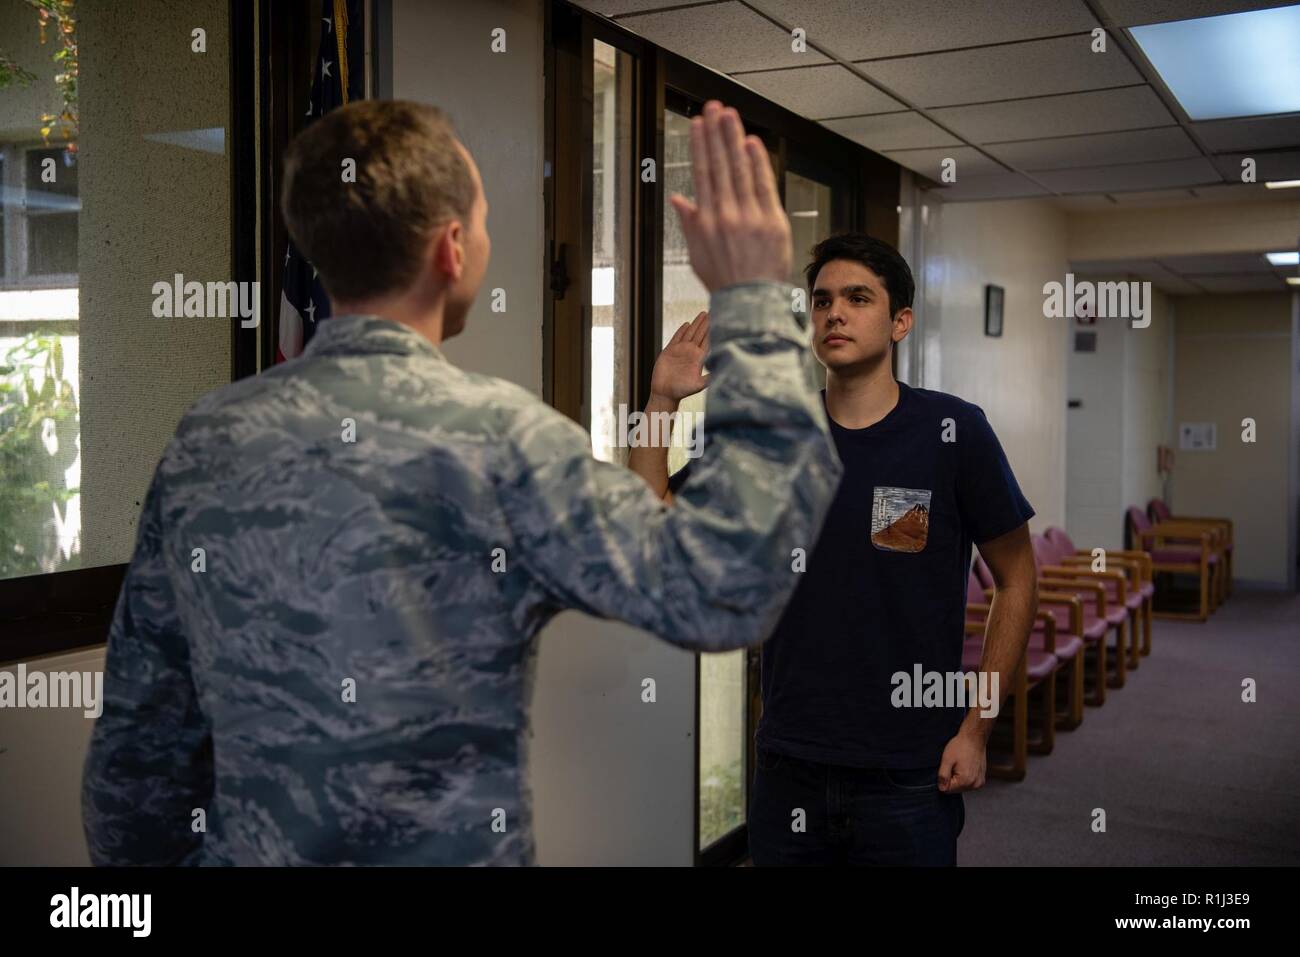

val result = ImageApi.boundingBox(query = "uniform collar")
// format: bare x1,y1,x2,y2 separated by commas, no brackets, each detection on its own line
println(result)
300,315,447,362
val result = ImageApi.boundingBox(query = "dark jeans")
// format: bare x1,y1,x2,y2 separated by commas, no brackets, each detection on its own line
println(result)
748,746,965,866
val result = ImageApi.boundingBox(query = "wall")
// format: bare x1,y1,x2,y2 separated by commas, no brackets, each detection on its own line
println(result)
1069,198,1300,261
393,0,543,394
392,0,695,865
0,647,104,865
924,198,1070,533
1170,293,1294,586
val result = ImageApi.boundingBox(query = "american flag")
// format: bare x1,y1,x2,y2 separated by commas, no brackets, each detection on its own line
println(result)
277,0,367,363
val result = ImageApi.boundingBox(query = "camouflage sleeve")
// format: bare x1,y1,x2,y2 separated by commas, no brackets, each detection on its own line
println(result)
82,465,213,865
496,280,842,652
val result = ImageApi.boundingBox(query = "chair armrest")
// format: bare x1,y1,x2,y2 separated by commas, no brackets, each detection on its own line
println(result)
1172,515,1232,527
1153,522,1220,545
1169,516,1233,545
1074,549,1152,580
1037,591,1083,635
1060,555,1141,586
1059,554,1138,570
1150,527,1213,558
1040,575,1107,615
1041,565,1127,601
1037,607,1056,654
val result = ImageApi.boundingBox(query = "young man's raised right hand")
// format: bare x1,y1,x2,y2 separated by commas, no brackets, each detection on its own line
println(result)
670,101,792,293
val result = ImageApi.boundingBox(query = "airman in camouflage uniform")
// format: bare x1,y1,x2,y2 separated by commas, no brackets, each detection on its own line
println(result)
81,100,842,865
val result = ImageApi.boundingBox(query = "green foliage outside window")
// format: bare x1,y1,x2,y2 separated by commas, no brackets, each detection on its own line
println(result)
700,757,744,849
0,333,80,577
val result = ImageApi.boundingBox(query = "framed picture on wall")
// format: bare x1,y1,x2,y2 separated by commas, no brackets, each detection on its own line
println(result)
984,284,1004,337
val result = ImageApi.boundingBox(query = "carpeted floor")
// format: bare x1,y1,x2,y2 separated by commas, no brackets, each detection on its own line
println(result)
958,589,1300,866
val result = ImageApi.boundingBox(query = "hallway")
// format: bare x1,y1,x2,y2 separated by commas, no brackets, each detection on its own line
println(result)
960,591,1300,865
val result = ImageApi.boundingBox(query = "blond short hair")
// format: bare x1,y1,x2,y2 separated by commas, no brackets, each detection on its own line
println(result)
281,99,475,302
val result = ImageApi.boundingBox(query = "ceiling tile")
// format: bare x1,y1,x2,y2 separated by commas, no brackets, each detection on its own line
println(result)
821,111,963,151
1187,182,1300,202
1035,156,1221,192
571,0,712,14
985,126,1199,170
734,64,902,119
1192,115,1300,152
1212,150,1300,182
751,0,1098,60
858,35,1143,108
1070,259,1210,293
1159,276,1211,294
618,2,829,73
1139,263,1195,284
1095,0,1297,27
882,145,1006,180
1158,252,1278,274
1054,194,1118,210
926,171,1049,201
1109,188,1202,203
931,86,1174,143
1190,273,1289,292
1070,258,1165,273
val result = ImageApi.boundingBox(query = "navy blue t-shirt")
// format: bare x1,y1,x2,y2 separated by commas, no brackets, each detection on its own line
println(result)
668,383,1034,768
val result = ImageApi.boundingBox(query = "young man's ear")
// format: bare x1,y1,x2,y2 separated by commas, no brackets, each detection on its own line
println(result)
892,306,915,343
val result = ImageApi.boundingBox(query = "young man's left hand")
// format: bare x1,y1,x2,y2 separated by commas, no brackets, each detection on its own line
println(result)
651,310,710,402
937,727,987,793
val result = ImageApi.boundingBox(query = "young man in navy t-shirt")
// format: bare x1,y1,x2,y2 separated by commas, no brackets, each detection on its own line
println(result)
628,233,1038,865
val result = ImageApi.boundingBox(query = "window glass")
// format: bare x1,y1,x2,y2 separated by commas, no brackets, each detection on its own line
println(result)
590,40,633,464
0,1,233,580
786,169,833,287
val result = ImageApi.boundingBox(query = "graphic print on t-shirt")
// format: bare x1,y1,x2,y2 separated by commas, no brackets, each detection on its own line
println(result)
870,486,932,552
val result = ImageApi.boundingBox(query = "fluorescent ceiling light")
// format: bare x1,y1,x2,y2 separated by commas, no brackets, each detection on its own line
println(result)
1265,180,1300,189
1287,276,1300,286
1266,251,1299,266
1130,5,1300,120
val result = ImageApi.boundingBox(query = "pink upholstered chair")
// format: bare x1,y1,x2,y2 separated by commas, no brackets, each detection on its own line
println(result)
966,563,1087,738
973,553,1102,710
1043,527,1152,666
964,569,1063,779
1148,498,1233,600
1028,534,1132,690
1127,506,1220,621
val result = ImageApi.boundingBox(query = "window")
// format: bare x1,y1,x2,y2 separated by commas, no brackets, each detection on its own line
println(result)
1,0,257,659
1,140,82,579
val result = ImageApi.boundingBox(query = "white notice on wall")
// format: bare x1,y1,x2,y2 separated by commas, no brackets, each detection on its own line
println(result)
1179,422,1216,451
